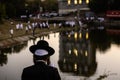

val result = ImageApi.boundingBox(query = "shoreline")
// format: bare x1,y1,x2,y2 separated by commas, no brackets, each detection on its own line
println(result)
0,18,120,49
0,26,77,49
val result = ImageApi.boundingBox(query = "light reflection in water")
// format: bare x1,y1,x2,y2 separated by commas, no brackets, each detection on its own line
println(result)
0,29,120,80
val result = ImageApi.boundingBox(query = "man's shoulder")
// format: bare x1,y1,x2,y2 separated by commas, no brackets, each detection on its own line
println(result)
23,65,35,70
47,65,58,71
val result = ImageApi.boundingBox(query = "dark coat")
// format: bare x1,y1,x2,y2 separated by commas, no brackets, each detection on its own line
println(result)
22,61,61,80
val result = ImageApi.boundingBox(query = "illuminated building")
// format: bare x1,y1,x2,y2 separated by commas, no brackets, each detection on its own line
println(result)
58,0,90,14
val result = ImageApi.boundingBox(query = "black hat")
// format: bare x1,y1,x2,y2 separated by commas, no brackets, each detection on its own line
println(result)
29,40,55,57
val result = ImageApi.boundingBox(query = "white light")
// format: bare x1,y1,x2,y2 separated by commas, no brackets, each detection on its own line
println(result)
74,49,78,56
79,0,82,4
74,63,77,71
79,32,82,39
85,50,88,56
86,0,89,4
74,0,78,4
69,50,71,54
74,32,78,39
68,0,71,5
35,49,48,56
86,32,89,39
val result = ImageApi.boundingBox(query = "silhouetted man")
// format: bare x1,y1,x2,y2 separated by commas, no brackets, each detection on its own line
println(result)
22,40,61,80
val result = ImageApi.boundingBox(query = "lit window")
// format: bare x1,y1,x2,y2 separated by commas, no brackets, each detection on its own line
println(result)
86,0,89,4
68,0,71,5
74,32,77,39
79,32,82,39
74,63,77,71
68,34,71,38
74,0,77,4
79,0,82,4
85,50,88,56
74,49,78,56
86,32,89,39
63,58,66,63
69,50,71,54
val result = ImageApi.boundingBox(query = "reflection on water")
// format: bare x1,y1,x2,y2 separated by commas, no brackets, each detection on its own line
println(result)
0,41,28,66
0,28,120,80
58,29,97,77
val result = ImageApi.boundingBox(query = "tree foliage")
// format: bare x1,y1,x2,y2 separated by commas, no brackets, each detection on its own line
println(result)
108,0,120,10
0,0,25,19
26,0,58,13
0,2,6,22
88,0,120,13
5,0,26,18
43,0,58,12
88,0,109,13
0,0,58,21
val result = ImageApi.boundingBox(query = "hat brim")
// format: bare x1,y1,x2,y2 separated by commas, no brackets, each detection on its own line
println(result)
29,45,55,56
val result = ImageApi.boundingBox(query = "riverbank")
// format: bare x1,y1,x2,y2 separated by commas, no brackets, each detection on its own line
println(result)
0,18,119,48
0,19,78,48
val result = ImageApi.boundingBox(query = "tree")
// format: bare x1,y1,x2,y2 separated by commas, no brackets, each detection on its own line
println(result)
4,0,26,18
88,0,120,13
108,0,120,10
26,0,58,15
43,0,58,12
0,3,6,23
88,0,109,13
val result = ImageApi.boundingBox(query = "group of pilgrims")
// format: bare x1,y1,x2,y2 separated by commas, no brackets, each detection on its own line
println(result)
16,21,50,31
16,20,77,30
9,20,83,37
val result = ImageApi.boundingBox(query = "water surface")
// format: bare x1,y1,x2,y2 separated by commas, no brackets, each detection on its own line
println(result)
0,29,120,80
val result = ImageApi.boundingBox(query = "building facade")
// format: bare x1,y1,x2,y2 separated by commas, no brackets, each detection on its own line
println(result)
58,0,90,14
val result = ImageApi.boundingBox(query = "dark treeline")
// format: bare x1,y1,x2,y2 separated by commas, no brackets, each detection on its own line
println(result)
26,0,58,15
1,0,26,17
0,0,26,22
0,0,58,23
88,0,120,13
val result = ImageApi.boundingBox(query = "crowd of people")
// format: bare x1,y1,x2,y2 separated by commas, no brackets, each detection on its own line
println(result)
9,20,84,38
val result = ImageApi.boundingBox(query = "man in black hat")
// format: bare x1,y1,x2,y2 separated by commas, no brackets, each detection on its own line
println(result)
21,40,61,80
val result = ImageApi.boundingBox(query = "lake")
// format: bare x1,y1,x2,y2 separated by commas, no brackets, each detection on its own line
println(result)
0,29,120,80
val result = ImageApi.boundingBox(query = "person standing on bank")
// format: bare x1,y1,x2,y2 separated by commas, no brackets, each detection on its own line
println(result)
9,28,13,38
21,40,61,80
